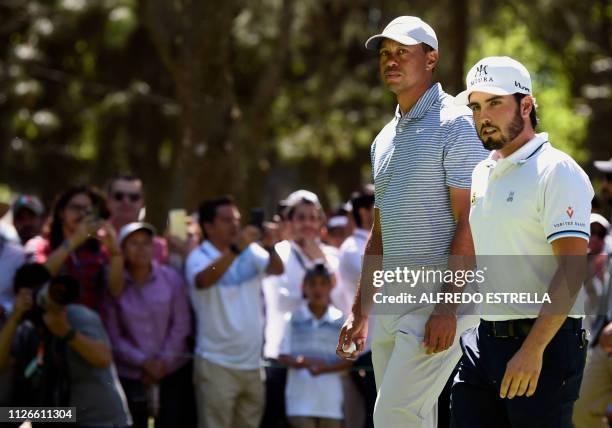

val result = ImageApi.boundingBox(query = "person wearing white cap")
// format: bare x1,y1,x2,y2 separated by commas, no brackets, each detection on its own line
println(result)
260,189,340,427
336,16,487,428
451,56,594,427
103,222,193,428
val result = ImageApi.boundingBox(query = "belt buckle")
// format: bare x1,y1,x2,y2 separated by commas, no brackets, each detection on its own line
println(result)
492,321,509,338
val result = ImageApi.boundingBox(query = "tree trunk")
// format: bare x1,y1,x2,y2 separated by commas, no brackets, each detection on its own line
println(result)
139,0,242,210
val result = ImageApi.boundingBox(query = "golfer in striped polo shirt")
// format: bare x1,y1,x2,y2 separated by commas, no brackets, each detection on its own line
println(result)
336,16,488,427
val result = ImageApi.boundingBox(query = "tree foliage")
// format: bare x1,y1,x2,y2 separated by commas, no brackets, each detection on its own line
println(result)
0,0,609,227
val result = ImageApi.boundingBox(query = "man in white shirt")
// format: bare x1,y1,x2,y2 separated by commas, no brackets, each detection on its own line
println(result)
337,188,375,314
451,56,593,427
185,196,283,428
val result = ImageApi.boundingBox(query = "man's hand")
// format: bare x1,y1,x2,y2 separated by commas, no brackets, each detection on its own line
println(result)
300,239,326,261
42,308,71,337
11,288,33,321
98,221,121,255
499,346,543,399
599,322,612,353
307,363,327,376
142,359,167,381
71,216,103,249
237,226,261,251
336,312,368,360
142,372,155,388
261,222,280,248
423,309,457,355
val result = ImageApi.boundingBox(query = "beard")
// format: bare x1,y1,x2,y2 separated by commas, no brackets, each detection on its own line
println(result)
480,107,525,151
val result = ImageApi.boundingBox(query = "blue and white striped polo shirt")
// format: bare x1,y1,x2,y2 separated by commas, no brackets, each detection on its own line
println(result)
371,83,488,268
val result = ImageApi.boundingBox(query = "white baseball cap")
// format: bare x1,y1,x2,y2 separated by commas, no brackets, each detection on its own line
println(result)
327,215,348,229
365,16,438,51
284,190,321,209
590,213,610,230
118,222,157,246
455,56,532,105
594,158,612,173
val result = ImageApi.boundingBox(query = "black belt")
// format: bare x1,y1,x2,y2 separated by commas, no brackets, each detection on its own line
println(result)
480,317,582,338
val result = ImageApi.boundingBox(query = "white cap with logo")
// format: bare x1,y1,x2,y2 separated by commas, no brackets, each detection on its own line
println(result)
365,16,438,51
455,56,532,105
118,222,157,246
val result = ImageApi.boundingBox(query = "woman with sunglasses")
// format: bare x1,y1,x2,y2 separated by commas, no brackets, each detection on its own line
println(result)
27,185,124,311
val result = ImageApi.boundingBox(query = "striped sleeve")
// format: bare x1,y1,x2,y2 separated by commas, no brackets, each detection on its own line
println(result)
370,140,378,207
443,115,488,189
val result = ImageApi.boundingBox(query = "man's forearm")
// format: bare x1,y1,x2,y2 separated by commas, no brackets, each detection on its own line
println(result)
523,254,586,352
195,252,237,289
107,254,124,297
321,359,354,373
44,244,72,276
444,218,476,296
69,332,113,368
265,248,284,275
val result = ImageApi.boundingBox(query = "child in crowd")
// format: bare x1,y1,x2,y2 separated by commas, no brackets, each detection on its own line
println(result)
278,264,352,428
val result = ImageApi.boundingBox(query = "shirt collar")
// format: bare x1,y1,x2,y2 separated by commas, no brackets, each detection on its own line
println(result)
354,228,370,240
300,304,335,323
201,240,221,257
394,83,442,120
124,262,158,286
504,132,549,165
483,132,549,169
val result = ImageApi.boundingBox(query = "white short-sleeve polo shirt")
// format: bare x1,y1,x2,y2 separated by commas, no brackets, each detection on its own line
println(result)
469,132,594,320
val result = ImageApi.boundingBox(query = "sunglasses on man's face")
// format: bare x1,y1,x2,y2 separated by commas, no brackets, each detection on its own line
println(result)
113,191,142,203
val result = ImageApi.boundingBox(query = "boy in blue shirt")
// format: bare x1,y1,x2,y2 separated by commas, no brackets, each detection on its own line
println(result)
278,264,353,428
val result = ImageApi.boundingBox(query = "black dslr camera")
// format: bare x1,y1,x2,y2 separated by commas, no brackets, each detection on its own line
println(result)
14,264,80,313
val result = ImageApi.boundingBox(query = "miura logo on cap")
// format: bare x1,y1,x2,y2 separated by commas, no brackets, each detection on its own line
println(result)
514,81,530,92
475,65,488,76
470,64,494,86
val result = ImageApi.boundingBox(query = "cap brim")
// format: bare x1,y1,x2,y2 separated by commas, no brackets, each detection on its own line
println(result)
365,34,421,51
454,86,515,106
594,160,612,173
13,204,43,216
119,223,157,246
590,213,611,229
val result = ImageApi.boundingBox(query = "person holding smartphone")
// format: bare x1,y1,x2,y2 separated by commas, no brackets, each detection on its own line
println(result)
27,185,124,311
185,195,283,428
261,190,340,428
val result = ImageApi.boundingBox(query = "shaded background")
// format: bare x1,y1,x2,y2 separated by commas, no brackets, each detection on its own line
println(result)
0,0,610,227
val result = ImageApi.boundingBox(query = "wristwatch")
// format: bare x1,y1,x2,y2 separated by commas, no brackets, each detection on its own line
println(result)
61,328,77,343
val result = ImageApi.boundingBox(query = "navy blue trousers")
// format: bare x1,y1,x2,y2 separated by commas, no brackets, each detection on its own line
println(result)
451,322,587,428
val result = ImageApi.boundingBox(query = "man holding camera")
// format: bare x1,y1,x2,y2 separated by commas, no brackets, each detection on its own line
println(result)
0,264,132,427
185,196,283,428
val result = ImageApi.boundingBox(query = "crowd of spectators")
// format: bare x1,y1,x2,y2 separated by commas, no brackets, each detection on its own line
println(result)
0,162,611,428
0,174,378,428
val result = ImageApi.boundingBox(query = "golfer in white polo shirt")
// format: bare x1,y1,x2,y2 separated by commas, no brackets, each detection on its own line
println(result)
451,56,594,427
